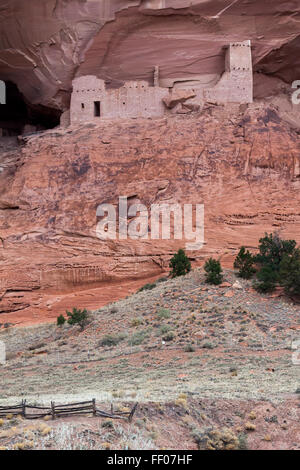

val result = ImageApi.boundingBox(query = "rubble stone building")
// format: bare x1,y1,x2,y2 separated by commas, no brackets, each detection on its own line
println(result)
70,40,253,125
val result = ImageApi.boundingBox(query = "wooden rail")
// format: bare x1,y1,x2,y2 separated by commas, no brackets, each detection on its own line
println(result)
0,399,138,421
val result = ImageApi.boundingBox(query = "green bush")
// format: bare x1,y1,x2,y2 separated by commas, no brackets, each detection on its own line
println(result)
169,249,191,278
128,330,150,346
130,317,143,327
234,247,256,279
279,249,300,298
162,332,174,342
56,314,66,326
234,233,300,298
204,258,223,285
157,324,171,336
138,282,156,293
184,344,195,352
256,232,296,272
66,308,89,331
157,308,171,320
253,233,298,294
101,420,114,429
99,333,126,348
254,265,278,293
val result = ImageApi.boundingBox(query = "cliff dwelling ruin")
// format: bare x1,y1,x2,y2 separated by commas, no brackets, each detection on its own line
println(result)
70,40,253,125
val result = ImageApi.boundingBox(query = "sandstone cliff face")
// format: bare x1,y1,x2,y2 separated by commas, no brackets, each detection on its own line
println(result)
0,104,300,323
0,1,300,324
0,0,299,112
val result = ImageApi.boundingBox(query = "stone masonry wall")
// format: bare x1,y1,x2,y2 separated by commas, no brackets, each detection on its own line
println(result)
204,40,253,104
71,76,168,124
70,40,253,125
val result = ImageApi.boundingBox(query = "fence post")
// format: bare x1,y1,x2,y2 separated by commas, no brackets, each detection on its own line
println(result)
22,399,26,418
51,401,55,420
92,399,96,417
111,403,114,415
128,403,138,422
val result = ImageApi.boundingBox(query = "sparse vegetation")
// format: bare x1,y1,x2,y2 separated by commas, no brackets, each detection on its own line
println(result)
1,264,298,451
128,329,150,346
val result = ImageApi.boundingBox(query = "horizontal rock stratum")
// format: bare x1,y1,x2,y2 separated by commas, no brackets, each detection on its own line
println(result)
0,103,300,322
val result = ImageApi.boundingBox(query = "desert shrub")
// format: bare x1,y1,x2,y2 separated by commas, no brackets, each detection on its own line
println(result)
128,330,150,346
254,265,278,293
156,276,168,283
157,308,171,320
245,422,256,431
162,331,174,342
238,433,248,450
137,277,168,294
279,249,300,298
99,333,126,348
204,258,223,285
192,427,240,450
66,308,89,331
169,249,191,278
101,420,114,429
251,233,299,295
184,344,195,352
56,315,66,326
138,283,156,293
256,232,296,272
234,247,256,279
28,342,46,351
130,318,143,327
157,324,171,336
201,341,215,349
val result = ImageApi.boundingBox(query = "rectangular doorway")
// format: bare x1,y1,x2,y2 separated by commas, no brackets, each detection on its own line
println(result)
94,101,101,117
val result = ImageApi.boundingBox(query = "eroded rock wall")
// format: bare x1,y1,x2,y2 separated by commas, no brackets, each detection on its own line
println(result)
0,105,300,320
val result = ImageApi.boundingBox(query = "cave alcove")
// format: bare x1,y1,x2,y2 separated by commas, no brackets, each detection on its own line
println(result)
0,80,61,137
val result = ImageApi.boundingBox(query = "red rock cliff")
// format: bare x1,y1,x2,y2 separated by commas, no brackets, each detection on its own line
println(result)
0,104,300,322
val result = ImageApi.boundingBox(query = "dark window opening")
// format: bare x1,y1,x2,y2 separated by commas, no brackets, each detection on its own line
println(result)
81,103,85,110
94,101,101,117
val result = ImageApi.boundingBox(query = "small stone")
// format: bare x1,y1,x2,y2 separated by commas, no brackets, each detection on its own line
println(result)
232,281,243,289
219,282,232,288
224,290,235,298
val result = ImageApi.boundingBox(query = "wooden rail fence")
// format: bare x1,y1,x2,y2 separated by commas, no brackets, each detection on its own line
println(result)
0,400,138,421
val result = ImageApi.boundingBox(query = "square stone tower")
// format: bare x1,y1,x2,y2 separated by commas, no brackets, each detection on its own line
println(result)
205,40,253,105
